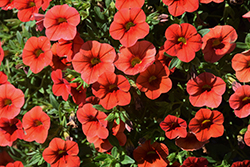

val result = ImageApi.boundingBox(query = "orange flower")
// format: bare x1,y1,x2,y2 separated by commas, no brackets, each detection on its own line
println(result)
244,125,250,147
115,0,144,10
23,36,52,74
0,0,15,10
155,46,175,74
0,42,5,65
70,81,86,108
109,7,149,47
202,25,237,63
44,4,80,41
42,138,80,167
231,52,250,82
164,23,202,63
181,157,208,167
200,0,224,3
231,160,250,167
243,11,250,22
133,140,169,167
4,161,24,167
22,106,50,143
189,108,224,142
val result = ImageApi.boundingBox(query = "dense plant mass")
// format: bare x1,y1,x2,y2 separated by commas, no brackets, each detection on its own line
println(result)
1,0,250,166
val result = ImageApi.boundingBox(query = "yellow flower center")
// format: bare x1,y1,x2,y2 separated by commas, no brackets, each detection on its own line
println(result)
149,75,157,83
58,150,66,155
109,84,117,91
242,96,250,102
29,1,35,7
202,119,211,125
34,120,42,126
212,39,221,47
131,57,142,67
4,99,12,106
35,49,44,57
125,22,135,31
91,58,101,66
147,151,156,155
177,37,187,44
202,84,211,90
58,18,67,23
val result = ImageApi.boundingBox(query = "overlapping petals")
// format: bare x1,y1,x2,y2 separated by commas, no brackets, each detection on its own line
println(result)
232,52,250,82
181,157,208,167
200,0,224,3
115,0,144,10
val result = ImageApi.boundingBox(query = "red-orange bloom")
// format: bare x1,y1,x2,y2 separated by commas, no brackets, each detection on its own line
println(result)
4,161,24,167
189,108,224,142
115,0,144,10
164,23,202,63
244,125,250,147
0,0,15,10
0,42,4,65
44,4,80,41
42,138,80,167
136,62,172,100
231,52,250,82
175,132,209,151
243,11,250,22
109,7,149,47
14,0,41,22
229,85,250,118
155,46,175,74
77,103,109,139
72,40,116,84
0,118,24,147
0,84,24,119
181,157,208,167
51,69,71,101
133,140,169,167
23,36,52,74
202,25,237,63
22,106,50,143
160,115,187,139
200,0,224,3
0,71,10,85
0,150,14,166
50,43,70,71
92,72,131,110
115,40,155,75
231,160,250,167
41,0,51,10
186,72,226,108
70,81,86,108
162,0,199,17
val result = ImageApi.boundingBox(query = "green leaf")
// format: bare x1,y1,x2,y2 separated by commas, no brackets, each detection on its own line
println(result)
198,28,210,36
94,154,108,161
27,68,33,77
105,113,115,122
108,134,120,148
245,33,250,45
94,6,105,20
121,155,135,165
236,42,250,49
105,0,112,7
111,146,118,157
49,94,59,110
16,31,23,46
92,104,109,112
169,57,181,70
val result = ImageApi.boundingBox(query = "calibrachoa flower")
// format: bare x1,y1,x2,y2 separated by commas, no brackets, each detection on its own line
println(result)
200,0,224,3
186,72,226,108
50,43,70,71
0,42,4,65
0,84,24,119
231,52,250,82
0,0,15,10
115,40,156,75
231,160,250,167
92,72,131,110
72,40,116,84
202,25,237,63
133,140,169,167
87,135,113,153
155,46,175,74
164,23,202,63
41,0,51,11
115,0,145,10
14,0,41,22
22,106,50,143
189,108,224,142
77,103,109,139
244,125,250,147
70,81,86,108
51,69,71,101
0,118,24,147
160,115,187,139
42,138,80,167
181,157,208,167
0,72,10,85
162,0,199,17
136,62,172,100
22,36,52,74
109,7,149,47
229,85,250,118
175,132,209,151
44,4,80,41
4,161,24,167
243,11,250,22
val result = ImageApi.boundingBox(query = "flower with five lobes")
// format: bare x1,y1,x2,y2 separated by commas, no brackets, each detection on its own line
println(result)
115,0,145,10
164,23,202,63
44,4,80,41
109,7,149,47
186,72,226,108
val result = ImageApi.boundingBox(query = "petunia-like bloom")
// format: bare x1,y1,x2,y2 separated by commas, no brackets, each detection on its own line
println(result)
162,0,199,17
14,0,42,22
229,85,250,118
231,160,250,167
133,140,169,167
44,4,80,41
70,81,86,108
85,96,100,105
115,40,156,75
22,106,50,143
50,43,70,71
175,132,209,151
115,0,144,10
186,72,226,108
0,71,10,85
181,157,208,167
243,11,250,22
0,84,24,119
244,125,250,147
0,118,24,147
41,0,52,11
202,25,237,63
92,72,131,110
155,46,175,74
51,69,71,101
0,0,15,10
4,161,24,167
42,138,80,167
112,120,127,146
109,7,149,47
0,42,4,65
160,115,187,139
23,36,52,74
200,0,224,3
189,108,224,142
57,32,84,62
164,23,202,63
231,52,250,82
136,62,172,100
77,103,109,139
33,13,45,31
72,40,116,84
